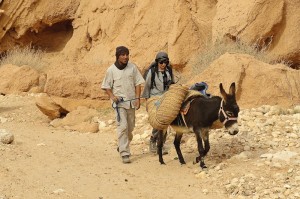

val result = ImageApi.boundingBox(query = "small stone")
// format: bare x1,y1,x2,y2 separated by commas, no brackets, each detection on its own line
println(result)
53,189,65,194
0,129,14,144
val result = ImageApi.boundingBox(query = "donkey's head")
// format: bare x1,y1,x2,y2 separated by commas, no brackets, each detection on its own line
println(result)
219,82,240,135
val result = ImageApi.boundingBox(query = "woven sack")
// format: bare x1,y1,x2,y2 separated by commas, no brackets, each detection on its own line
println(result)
146,85,188,130
147,97,167,130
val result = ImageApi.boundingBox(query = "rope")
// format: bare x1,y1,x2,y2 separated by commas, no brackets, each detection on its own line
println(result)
111,74,181,122
112,97,144,122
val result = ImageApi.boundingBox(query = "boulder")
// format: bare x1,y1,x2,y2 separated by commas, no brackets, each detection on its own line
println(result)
35,93,67,120
44,63,105,99
190,53,300,108
35,93,110,119
50,106,100,133
0,64,39,94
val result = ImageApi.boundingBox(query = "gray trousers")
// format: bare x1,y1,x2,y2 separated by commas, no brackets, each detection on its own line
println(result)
116,107,135,157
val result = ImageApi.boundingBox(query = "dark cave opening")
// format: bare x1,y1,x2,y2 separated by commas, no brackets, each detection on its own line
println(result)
289,62,300,70
19,19,74,52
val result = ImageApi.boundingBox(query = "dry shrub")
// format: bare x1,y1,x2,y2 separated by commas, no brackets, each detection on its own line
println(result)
192,37,293,74
192,39,277,74
0,46,45,72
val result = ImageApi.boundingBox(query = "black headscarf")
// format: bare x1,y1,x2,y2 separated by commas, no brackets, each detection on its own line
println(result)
114,46,129,70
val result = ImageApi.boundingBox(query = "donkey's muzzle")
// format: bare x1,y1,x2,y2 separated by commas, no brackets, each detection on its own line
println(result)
229,129,239,135
228,123,239,135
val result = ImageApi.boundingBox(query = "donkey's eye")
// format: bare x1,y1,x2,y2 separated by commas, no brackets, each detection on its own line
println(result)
226,111,233,116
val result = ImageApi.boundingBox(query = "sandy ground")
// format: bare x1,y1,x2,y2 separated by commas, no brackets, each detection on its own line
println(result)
0,94,223,199
3,94,299,199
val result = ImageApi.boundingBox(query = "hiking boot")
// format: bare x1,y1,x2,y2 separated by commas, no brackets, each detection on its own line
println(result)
122,155,131,164
149,140,157,153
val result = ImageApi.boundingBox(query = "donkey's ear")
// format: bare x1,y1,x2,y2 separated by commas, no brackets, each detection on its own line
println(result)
219,83,227,100
229,82,236,95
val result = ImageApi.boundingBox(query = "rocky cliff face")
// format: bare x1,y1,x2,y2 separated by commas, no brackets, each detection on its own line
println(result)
0,0,299,107
0,0,216,67
1,0,299,67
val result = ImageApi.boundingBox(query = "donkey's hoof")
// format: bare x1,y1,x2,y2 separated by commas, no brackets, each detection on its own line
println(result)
202,167,208,171
200,164,207,169
193,157,200,165
180,161,186,165
200,161,207,169
159,159,166,165
160,162,166,165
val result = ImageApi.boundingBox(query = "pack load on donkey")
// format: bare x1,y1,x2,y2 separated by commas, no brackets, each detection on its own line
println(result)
146,82,211,130
146,84,189,130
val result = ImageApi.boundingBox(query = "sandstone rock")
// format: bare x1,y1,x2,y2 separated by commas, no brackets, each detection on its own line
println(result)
50,106,100,133
35,93,110,119
213,0,284,44
0,64,40,94
51,96,108,112
190,53,300,108
44,63,104,99
35,93,66,120
67,121,99,133
213,0,300,64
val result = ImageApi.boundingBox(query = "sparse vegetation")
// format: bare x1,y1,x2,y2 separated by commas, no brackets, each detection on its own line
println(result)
192,39,281,74
0,46,45,72
193,37,292,73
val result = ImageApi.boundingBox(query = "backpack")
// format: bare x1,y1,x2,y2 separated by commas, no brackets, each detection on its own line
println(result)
143,62,174,89
189,82,211,98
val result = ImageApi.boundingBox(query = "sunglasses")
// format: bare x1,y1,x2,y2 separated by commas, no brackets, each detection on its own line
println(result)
158,60,169,65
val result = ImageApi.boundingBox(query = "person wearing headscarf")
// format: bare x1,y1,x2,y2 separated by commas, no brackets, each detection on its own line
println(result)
101,46,145,164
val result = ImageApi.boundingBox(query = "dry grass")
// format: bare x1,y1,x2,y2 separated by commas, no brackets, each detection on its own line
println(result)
0,46,45,72
183,38,295,83
192,40,275,74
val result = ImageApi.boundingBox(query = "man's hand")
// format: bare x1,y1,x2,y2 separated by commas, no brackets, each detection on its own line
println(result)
134,99,140,110
111,96,119,103
134,85,141,110
111,96,121,103
105,89,121,103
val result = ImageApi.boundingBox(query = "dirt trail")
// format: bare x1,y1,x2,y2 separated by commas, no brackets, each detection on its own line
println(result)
0,94,221,199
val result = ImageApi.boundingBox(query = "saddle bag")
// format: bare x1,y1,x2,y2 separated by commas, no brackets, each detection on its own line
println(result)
146,84,189,130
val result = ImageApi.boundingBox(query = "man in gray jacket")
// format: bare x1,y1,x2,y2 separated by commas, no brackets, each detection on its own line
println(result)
102,46,145,164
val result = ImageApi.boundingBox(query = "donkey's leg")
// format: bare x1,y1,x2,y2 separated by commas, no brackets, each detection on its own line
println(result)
174,132,186,164
157,129,166,165
201,128,210,156
194,129,207,169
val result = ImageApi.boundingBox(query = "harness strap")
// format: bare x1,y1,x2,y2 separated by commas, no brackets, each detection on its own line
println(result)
180,99,195,127
180,101,191,115
180,112,188,128
218,100,238,125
